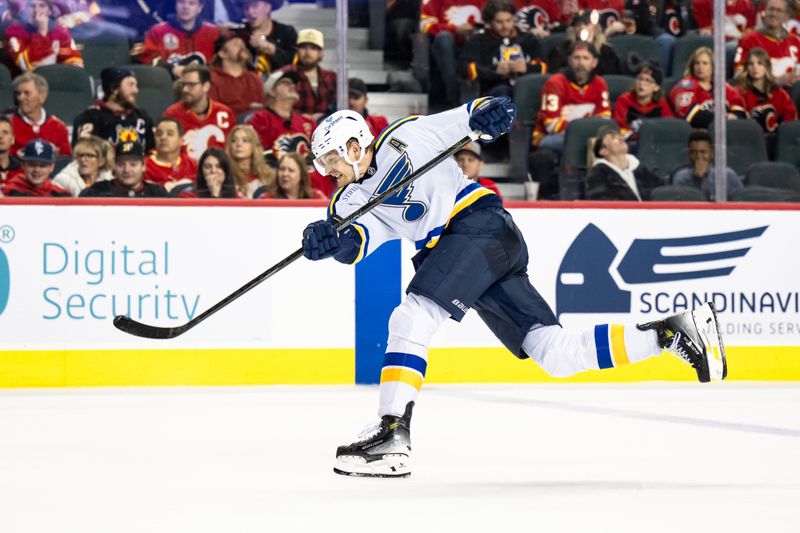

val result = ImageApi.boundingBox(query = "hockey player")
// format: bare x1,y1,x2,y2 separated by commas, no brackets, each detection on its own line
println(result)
72,67,156,152
301,97,727,478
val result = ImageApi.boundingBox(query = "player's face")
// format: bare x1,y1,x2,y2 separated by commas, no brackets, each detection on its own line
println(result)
229,129,254,161
692,53,712,82
180,72,208,107
176,0,203,25
201,155,225,196
115,77,139,107
0,121,14,152
455,151,482,181
746,55,768,81
277,155,302,195
74,145,101,178
244,0,271,24
155,121,182,154
634,71,658,101
567,48,598,84
297,44,323,69
15,80,45,117
348,93,367,114
23,160,53,186
489,10,515,38
114,157,145,187
688,141,713,166
763,0,789,30
315,142,362,187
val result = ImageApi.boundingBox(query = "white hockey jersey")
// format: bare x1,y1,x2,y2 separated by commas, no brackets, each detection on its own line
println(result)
327,99,501,264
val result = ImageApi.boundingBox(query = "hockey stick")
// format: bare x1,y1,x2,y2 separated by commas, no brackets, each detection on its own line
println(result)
113,130,483,339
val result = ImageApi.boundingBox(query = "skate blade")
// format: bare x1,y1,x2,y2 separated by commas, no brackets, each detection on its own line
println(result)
334,454,411,478
693,302,727,381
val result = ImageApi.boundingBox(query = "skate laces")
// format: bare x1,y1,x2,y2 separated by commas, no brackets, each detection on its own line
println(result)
668,332,694,366
355,421,382,442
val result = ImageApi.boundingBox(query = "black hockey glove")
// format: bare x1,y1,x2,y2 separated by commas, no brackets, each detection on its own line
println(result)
302,220,341,261
469,96,517,143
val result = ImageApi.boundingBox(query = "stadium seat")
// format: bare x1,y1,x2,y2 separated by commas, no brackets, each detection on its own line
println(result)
670,35,713,78
509,73,549,180
662,76,681,97
731,185,800,202
35,64,94,126
76,26,132,81
744,161,800,193
561,117,618,199
637,118,692,178
0,63,13,111
649,184,707,201
609,34,662,70
775,120,800,168
603,74,634,108
538,33,568,61
710,120,768,176
53,155,72,177
125,65,175,120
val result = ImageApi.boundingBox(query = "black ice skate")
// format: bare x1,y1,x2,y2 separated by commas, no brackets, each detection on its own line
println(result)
333,402,413,478
637,302,727,383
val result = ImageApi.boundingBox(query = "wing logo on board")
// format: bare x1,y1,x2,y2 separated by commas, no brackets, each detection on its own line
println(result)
0,247,9,316
555,224,768,317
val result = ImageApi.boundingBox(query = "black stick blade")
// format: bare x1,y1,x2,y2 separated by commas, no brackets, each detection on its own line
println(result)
113,315,185,340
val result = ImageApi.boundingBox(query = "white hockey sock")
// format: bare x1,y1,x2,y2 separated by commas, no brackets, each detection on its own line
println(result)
378,293,449,417
522,324,662,378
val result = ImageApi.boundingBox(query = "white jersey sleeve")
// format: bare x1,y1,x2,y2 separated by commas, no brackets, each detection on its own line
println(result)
328,98,501,264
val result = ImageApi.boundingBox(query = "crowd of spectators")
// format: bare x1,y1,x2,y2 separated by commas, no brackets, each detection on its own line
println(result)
0,0,799,202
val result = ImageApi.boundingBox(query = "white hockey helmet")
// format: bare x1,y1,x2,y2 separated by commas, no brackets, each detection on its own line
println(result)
311,110,375,178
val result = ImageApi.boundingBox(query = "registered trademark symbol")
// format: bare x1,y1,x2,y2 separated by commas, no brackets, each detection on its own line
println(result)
0,225,15,244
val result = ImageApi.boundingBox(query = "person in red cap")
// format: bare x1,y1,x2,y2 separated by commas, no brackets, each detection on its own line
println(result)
454,141,503,200
2,139,69,197
3,0,83,73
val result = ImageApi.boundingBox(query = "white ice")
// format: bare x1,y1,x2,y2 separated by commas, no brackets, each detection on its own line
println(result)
0,383,799,533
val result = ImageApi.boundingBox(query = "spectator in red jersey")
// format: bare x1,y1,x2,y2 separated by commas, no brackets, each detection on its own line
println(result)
3,0,83,73
80,141,167,197
2,139,69,196
260,151,326,199
736,47,797,157
613,61,672,142
691,0,756,42
577,0,625,35
52,135,113,196
235,0,297,76
225,124,274,197
171,147,241,198
209,33,264,117
145,117,198,191
586,125,662,201
139,0,220,78
419,0,484,111
73,67,156,152
514,0,566,38
163,64,236,161
669,47,747,129
278,28,337,122
530,41,612,199
734,0,800,87
0,117,21,184
347,78,389,139
460,0,546,99
245,70,316,165
547,10,621,76
454,141,503,200
9,72,70,157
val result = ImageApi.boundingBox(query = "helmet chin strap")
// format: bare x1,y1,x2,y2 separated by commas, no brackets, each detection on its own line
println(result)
343,146,366,181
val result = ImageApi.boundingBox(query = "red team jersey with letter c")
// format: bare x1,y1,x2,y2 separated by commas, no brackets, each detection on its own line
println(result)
162,99,235,160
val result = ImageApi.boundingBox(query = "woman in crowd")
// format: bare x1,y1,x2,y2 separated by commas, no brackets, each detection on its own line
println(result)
225,124,275,198
53,136,113,196
669,47,746,128
613,62,672,142
171,148,241,198
736,47,797,134
547,10,621,75
260,152,326,200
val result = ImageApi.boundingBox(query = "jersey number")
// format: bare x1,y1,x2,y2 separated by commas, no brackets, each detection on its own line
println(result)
374,152,427,222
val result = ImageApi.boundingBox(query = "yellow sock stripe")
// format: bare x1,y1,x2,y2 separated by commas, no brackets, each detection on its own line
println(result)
380,367,423,391
610,324,631,366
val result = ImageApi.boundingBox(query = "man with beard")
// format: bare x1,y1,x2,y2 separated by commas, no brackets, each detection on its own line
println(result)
140,0,220,78
72,67,156,152
80,141,167,197
528,41,611,199
163,64,235,160
277,28,336,121
234,0,296,76
209,33,264,117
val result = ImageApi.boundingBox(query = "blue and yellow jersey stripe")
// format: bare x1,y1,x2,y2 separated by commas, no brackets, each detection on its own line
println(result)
375,116,420,152
350,221,369,264
413,182,497,250
594,324,631,369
